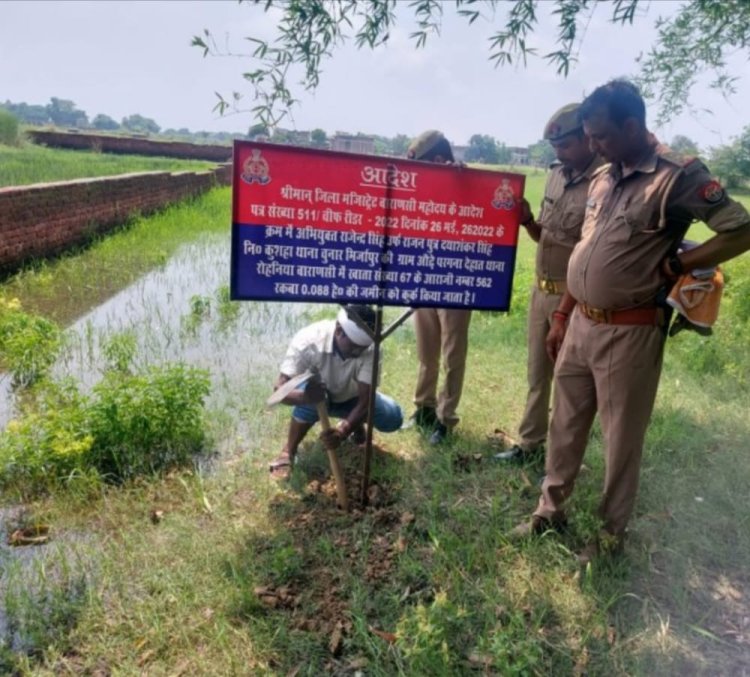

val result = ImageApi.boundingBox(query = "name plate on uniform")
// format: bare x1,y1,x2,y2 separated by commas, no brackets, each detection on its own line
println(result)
231,140,524,311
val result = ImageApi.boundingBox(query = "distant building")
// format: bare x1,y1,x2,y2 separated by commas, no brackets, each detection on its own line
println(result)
507,146,530,165
331,133,375,155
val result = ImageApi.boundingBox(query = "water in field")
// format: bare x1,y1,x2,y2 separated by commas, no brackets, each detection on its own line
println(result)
0,233,312,447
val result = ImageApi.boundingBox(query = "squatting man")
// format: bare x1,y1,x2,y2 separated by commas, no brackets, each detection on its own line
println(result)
268,304,403,478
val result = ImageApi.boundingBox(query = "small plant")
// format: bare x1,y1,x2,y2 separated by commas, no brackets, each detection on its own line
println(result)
0,297,62,387
216,284,240,325
101,330,138,374
189,294,211,319
395,591,469,672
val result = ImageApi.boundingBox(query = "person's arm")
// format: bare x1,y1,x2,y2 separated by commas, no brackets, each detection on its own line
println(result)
519,198,542,242
662,225,750,279
320,381,371,448
546,290,578,362
660,168,750,279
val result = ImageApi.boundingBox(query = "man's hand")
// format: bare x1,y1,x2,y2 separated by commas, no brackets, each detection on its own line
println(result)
320,427,344,450
546,313,568,362
519,198,534,226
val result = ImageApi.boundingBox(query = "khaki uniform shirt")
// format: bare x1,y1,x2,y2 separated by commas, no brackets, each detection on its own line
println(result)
536,157,603,281
279,319,375,402
567,147,750,310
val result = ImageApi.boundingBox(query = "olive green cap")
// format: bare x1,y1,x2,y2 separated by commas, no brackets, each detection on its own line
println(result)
543,103,582,141
407,130,446,160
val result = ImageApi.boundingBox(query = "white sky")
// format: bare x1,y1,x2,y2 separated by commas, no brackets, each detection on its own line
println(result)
1,0,747,150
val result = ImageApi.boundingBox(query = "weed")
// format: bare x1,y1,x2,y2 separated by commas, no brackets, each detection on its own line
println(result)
0,296,61,386
1,552,90,672
100,330,137,374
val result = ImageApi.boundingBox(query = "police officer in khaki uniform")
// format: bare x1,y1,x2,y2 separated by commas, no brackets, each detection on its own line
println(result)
514,80,750,560
407,131,472,445
495,103,602,463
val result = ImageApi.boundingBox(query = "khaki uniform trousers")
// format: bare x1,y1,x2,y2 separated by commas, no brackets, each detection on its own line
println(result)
534,309,665,535
518,286,562,450
413,308,472,428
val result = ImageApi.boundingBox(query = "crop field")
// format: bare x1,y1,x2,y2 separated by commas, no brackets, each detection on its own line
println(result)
0,143,215,188
0,154,749,675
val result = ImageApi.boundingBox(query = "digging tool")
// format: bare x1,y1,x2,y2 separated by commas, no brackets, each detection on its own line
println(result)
265,370,314,407
266,370,349,510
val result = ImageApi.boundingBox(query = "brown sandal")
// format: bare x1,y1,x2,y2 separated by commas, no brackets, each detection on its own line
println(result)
269,454,292,479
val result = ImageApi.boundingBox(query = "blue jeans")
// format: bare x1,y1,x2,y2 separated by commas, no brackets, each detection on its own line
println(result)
293,393,403,432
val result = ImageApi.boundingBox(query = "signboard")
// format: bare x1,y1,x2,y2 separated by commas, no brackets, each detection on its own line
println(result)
231,141,525,311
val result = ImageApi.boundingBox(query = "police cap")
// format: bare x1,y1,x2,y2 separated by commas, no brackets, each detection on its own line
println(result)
543,103,582,141
407,130,446,160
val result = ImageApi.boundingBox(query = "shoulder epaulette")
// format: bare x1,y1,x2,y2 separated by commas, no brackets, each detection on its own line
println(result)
657,149,705,174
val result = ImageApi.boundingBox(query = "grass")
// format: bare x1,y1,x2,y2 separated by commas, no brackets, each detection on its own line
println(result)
0,142,216,188
1,173,750,674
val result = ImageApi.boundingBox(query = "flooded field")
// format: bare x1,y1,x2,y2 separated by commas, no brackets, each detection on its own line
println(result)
2,232,311,443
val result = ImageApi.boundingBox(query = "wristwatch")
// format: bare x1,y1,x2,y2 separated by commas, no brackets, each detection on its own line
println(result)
667,254,684,277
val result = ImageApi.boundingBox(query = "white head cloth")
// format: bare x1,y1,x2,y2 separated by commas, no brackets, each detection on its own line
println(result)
337,308,374,347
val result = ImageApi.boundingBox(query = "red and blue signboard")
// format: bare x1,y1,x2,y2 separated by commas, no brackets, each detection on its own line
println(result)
231,140,525,311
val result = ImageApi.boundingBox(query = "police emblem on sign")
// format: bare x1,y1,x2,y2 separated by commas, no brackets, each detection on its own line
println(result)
700,180,725,204
241,149,271,185
491,178,516,210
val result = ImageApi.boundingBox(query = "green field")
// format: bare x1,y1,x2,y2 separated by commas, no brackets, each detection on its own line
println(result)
0,143,216,188
1,159,749,674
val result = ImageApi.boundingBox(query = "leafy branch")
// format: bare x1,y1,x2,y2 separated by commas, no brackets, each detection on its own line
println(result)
193,0,750,127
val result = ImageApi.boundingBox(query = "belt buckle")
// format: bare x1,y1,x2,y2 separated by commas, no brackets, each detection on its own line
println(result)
587,306,607,323
540,278,555,294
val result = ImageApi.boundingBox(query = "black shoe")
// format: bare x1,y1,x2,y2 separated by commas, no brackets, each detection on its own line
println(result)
428,423,449,445
510,514,568,539
493,444,544,464
406,406,438,431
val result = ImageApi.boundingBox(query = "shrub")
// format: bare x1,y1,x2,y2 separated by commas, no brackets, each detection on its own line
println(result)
0,385,92,498
0,108,19,146
84,364,211,481
0,297,62,387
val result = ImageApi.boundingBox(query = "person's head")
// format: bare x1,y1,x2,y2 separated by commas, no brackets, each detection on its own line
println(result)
579,79,649,164
334,305,375,358
543,103,594,172
407,130,454,164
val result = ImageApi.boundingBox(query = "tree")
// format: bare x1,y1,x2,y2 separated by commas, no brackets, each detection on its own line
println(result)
47,97,88,127
0,108,20,146
248,122,269,139
669,134,700,156
193,0,750,126
121,114,160,134
709,126,750,189
92,114,120,131
496,142,512,165
465,134,500,164
310,128,328,147
2,100,50,125
527,139,556,167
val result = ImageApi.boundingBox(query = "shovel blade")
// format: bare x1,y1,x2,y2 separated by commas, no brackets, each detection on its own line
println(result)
266,370,314,408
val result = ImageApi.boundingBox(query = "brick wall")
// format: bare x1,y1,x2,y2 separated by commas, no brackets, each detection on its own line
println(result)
0,166,232,275
27,130,233,162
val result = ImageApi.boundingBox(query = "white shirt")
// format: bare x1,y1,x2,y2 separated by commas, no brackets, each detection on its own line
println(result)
279,320,375,402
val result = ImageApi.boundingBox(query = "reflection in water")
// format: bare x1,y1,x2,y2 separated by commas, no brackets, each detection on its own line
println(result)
1,234,312,448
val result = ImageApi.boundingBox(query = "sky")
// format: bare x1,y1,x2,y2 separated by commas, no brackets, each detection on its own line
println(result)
1,0,748,150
